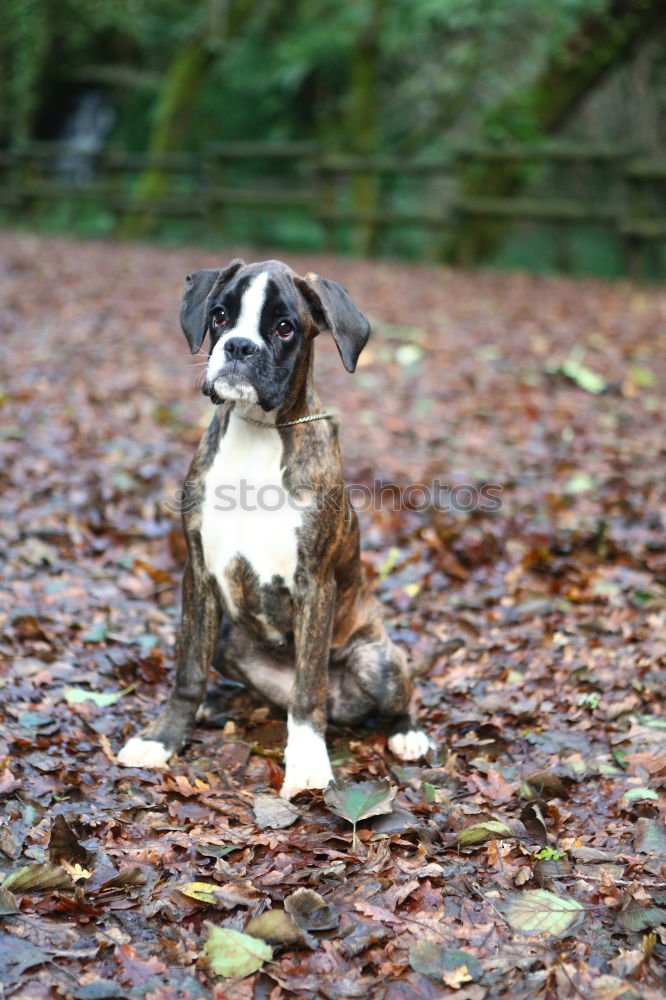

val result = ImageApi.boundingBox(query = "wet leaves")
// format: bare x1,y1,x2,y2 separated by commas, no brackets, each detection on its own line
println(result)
2,234,666,998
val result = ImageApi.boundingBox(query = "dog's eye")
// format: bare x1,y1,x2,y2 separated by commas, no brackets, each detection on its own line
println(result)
211,307,227,328
275,320,294,341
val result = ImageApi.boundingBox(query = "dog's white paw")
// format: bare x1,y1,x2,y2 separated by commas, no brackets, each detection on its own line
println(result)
388,729,433,761
117,737,171,768
280,717,334,799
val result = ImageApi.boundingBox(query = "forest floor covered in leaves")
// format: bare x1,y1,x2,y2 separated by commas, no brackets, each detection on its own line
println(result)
0,232,665,1000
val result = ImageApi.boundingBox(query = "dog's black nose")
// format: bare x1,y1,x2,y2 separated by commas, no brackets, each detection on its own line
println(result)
224,338,258,361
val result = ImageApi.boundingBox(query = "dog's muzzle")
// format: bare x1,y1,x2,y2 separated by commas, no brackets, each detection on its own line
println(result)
204,366,259,405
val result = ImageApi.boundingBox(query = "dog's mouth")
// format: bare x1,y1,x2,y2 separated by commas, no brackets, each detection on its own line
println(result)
204,371,258,406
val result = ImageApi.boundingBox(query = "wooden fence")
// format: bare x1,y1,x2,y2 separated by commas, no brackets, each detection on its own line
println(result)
0,141,665,277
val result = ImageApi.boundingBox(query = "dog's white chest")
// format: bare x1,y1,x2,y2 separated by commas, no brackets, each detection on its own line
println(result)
200,416,303,616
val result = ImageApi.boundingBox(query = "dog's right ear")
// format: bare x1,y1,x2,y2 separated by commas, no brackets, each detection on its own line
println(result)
180,259,245,354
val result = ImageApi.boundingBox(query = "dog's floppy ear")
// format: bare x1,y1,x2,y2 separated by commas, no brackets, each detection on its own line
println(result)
295,272,370,373
180,259,245,354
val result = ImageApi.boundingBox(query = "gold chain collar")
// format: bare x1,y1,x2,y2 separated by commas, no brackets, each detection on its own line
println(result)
237,412,333,429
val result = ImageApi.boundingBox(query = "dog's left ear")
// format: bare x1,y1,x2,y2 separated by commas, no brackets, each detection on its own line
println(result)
180,259,245,354
295,272,370,373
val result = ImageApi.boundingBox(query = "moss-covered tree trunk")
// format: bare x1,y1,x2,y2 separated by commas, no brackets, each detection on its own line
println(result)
120,0,255,238
346,0,384,256
451,0,666,264
118,40,215,237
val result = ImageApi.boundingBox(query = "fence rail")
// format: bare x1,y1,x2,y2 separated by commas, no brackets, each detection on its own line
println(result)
1,141,665,277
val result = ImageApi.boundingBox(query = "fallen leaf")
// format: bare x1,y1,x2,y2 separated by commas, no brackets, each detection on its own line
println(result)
608,947,647,979
253,792,300,829
633,818,666,856
175,881,221,904
115,943,166,986
500,889,584,937
64,685,135,707
618,900,666,933
324,779,396,849
561,347,607,394
452,820,517,848
284,887,339,931
0,888,18,915
2,862,73,893
204,924,272,978
48,814,91,865
175,881,260,908
0,931,49,981
467,768,515,803
246,908,316,948
409,941,482,983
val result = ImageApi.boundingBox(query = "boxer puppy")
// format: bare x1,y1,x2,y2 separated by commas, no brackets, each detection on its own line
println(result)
118,259,431,797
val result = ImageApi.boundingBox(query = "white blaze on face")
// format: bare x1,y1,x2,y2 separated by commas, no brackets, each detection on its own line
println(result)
207,271,270,394
280,714,334,799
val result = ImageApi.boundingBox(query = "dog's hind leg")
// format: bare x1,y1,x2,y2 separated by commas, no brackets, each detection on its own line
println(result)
118,562,221,768
332,635,433,760
212,622,295,711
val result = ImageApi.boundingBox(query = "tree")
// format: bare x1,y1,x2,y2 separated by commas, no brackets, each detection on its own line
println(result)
451,0,666,263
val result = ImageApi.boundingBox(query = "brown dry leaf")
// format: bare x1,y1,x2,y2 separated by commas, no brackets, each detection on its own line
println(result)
466,769,515,804
2,863,73,893
284,887,339,931
245,908,316,949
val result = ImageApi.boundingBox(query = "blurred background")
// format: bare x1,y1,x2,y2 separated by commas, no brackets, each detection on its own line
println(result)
2,0,666,278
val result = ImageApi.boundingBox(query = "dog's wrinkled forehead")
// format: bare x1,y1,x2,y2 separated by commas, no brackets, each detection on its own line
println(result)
210,261,305,331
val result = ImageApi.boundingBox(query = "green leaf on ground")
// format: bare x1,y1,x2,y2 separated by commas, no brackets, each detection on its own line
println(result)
324,779,396,849
618,901,666,933
82,620,110,643
622,787,659,804
633,819,666,855
204,925,272,978
452,820,517,848
64,685,136,707
501,889,584,937
561,347,607,394
565,473,595,495
175,881,220,904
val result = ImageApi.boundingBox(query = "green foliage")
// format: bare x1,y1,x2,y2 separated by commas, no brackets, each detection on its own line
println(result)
536,847,565,861
2,0,663,271
1,0,614,153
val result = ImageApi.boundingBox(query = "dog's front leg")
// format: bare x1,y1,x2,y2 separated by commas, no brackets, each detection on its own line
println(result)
280,577,335,799
118,558,221,768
